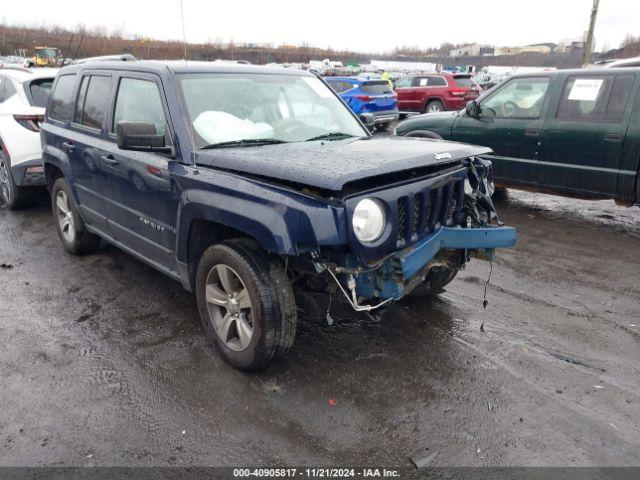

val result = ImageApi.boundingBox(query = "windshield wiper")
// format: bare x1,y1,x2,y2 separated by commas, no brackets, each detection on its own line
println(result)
201,138,289,149
305,132,359,142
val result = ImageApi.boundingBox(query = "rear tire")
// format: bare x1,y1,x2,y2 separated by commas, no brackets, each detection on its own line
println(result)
51,178,101,255
424,99,445,114
0,152,32,210
195,239,297,370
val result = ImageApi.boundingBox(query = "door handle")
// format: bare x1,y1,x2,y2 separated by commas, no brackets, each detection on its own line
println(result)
101,154,119,165
604,133,623,142
62,141,76,152
525,128,540,137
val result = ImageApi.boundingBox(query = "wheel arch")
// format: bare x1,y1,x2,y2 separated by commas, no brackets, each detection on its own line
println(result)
403,130,444,140
423,96,446,111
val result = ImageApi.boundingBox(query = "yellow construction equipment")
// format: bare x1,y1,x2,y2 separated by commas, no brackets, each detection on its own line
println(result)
28,47,60,67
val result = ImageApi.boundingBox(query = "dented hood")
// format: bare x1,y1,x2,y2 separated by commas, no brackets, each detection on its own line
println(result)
195,136,492,191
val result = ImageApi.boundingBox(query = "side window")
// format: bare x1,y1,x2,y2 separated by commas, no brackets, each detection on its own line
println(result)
73,75,111,130
48,74,77,122
605,75,635,122
428,76,448,87
394,77,412,88
417,77,429,87
112,77,168,137
556,75,616,122
481,77,550,119
0,76,5,103
74,77,89,124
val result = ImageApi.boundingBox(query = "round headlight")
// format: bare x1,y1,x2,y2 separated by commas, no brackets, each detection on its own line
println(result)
352,198,386,243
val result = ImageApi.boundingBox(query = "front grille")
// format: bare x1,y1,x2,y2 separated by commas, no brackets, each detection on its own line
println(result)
396,177,464,247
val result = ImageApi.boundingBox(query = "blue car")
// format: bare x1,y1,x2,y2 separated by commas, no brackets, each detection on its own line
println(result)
325,77,399,130
41,61,515,370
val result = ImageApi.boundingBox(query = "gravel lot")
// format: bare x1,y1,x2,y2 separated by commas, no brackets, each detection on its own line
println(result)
1,184,639,468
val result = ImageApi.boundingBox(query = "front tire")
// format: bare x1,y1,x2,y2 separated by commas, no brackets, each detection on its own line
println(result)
51,178,101,255
404,130,443,140
419,266,458,294
195,240,297,370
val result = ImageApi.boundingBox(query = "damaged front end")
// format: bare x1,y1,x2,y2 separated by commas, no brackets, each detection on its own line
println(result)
313,156,516,311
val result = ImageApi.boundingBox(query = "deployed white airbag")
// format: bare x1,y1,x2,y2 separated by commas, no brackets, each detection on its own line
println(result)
193,111,274,144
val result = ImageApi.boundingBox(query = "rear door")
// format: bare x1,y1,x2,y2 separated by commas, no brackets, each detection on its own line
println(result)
66,72,114,230
539,72,638,197
99,73,180,270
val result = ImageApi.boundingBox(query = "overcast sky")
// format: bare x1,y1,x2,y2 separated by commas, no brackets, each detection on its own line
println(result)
1,0,637,53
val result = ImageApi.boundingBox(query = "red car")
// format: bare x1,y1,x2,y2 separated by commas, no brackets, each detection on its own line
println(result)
394,73,481,114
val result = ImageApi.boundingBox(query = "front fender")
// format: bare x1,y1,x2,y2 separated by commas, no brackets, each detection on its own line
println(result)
174,174,347,262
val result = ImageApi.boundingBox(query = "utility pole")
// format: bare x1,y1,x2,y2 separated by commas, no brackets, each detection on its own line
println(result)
582,0,600,67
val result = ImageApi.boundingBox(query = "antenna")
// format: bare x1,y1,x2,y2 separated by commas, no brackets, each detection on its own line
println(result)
179,0,198,174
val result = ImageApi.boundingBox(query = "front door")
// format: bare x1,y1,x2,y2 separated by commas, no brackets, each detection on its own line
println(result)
539,73,637,198
100,74,181,271
452,76,552,189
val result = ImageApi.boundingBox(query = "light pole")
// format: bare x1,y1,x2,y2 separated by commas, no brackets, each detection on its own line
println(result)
583,0,600,67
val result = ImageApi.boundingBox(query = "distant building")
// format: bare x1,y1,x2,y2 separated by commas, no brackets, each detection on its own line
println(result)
449,44,482,57
494,45,552,56
364,60,439,73
555,33,589,53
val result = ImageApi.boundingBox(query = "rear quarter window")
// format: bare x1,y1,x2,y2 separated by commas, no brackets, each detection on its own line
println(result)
27,78,54,108
48,74,77,122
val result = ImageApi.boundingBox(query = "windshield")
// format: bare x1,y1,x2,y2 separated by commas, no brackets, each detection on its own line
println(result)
37,48,56,59
179,73,367,148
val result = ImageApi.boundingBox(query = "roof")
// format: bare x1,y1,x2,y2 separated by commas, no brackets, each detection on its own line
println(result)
60,60,314,77
0,67,59,81
326,76,388,83
509,67,640,78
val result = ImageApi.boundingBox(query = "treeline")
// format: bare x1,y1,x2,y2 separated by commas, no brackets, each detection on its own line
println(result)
0,20,638,66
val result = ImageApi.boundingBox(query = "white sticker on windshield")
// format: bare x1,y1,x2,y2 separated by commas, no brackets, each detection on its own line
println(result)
568,78,603,101
303,77,334,98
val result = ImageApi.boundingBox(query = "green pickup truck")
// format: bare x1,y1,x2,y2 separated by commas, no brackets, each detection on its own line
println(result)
395,68,640,205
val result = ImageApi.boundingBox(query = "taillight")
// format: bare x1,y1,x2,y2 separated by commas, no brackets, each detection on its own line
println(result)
13,114,44,132
450,89,467,97
354,94,371,102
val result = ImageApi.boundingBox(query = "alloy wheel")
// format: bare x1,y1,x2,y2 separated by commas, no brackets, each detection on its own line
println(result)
205,264,254,352
55,190,76,243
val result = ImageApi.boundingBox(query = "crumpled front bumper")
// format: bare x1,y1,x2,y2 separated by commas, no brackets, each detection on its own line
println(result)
353,226,516,301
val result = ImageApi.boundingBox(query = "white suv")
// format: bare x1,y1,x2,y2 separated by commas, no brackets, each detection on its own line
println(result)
0,67,57,209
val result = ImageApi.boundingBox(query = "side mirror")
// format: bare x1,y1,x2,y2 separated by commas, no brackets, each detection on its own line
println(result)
116,121,173,155
465,100,480,118
359,113,375,132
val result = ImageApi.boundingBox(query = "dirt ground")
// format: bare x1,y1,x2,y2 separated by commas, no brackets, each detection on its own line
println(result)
0,186,639,468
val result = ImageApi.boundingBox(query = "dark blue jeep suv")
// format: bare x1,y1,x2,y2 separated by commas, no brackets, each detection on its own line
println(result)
41,60,516,370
